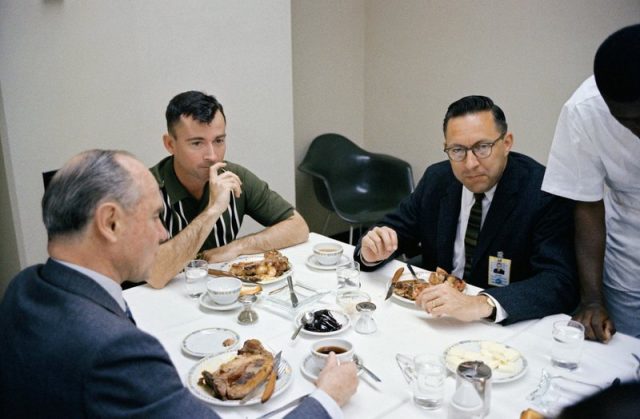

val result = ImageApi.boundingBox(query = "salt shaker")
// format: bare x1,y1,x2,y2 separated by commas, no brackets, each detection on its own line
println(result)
355,301,377,334
450,361,492,418
237,294,258,325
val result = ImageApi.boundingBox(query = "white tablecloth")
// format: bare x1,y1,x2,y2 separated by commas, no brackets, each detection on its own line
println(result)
125,233,640,418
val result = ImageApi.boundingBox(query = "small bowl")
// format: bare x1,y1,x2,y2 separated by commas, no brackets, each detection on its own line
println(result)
313,243,344,266
206,277,242,305
310,338,354,370
336,290,371,315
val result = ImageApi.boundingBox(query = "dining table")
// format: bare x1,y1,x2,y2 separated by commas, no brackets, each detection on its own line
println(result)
124,232,640,418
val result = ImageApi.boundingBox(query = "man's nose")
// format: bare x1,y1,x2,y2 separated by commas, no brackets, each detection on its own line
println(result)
203,142,218,162
157,221,169,243
464,150,480,169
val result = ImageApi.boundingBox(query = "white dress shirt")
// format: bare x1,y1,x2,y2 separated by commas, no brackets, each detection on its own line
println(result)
451,185,507,322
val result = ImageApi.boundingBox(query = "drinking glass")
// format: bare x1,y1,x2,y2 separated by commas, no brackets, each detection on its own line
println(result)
336,261,360,290
411,354,445,409
184,259,208,298
551,320,585,370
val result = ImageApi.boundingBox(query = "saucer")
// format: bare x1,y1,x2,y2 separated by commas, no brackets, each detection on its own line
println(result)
305,254,350,271
199,293,242,311
301,353,364,381
181,327,240,357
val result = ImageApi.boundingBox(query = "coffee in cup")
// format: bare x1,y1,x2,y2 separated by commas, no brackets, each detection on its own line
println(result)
310,338,353,369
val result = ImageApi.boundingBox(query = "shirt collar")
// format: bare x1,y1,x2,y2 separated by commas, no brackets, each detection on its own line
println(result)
53,259,127,312
157,156,198,204
461,183,497,208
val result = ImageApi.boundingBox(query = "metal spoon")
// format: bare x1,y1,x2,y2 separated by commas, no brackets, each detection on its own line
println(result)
291,311,314,340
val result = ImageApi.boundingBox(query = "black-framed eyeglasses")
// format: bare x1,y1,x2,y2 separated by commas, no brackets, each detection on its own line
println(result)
443,134,505,162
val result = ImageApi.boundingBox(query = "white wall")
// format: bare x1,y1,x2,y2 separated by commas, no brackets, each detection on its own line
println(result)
292,0,366,236
364,0,640,176
0,1,295,283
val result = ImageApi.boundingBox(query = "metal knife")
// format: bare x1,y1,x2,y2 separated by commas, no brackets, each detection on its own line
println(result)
239,351,282,405
286,276,299,307
385,267,404,300
256,394,309,419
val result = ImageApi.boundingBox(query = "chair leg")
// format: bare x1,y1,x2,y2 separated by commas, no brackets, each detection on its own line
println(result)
322,213,332,235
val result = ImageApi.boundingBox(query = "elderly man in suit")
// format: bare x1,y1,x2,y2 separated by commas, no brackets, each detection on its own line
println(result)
355,96,578,325
0,149,357,418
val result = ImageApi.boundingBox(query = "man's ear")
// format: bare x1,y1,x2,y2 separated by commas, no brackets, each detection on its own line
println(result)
503,132,514,154
163,133,176,155
94,202,121,243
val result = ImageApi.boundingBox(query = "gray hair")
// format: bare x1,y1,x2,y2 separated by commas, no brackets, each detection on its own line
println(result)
42,149,140,240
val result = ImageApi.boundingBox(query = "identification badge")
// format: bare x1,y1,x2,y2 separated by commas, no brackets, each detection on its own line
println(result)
488,252,510,287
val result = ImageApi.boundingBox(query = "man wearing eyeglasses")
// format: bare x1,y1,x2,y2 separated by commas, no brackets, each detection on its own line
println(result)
355,95,578,325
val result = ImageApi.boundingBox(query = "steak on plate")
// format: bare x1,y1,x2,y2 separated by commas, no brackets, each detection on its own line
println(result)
393,267,466,301
229,250,290,282
199,339,274,400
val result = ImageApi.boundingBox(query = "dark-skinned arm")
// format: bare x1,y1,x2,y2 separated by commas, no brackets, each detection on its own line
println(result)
572,200,616,343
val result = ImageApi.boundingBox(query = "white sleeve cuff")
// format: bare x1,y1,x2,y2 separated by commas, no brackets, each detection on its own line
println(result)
480,293,508,323
309,389,343,419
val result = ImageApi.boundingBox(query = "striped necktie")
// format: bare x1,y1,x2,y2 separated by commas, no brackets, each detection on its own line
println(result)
463,193,485,280
124,301,136,325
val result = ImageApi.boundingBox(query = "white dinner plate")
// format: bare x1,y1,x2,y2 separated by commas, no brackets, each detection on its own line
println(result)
181,328,240,358
213,255,293,285
294,308,351,337
187,350,293,406
300,353,363,381
199,293,243,311
305,254,350,271
443,340,528,383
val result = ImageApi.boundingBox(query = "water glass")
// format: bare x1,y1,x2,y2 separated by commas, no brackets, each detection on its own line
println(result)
336,261,360,290
551,320,585,370
185,259,208,298
411,354,445,409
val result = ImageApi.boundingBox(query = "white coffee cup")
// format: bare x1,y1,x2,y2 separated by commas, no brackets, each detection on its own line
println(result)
206,277,242,305
310,338,354,370
313,243,344,266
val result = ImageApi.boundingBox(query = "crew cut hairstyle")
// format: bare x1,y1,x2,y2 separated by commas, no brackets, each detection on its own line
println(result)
443,95,508,135
42,149,140,240
165,90,225,136
594,23,640,103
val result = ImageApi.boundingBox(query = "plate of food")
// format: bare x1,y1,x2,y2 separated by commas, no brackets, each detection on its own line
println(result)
392,267,466,306
187,339,292,406
212,250,292,285
294,308,351,337
443,340,527,383
181,327,240,358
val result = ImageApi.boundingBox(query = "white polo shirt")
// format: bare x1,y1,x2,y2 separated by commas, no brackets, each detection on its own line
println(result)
542,76,640,335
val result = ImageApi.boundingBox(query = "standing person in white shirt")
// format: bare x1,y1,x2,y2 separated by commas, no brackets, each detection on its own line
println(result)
542,24,640,341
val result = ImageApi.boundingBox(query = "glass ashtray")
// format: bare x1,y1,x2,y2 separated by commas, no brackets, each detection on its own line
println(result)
527,369,603,416
262,282,329,313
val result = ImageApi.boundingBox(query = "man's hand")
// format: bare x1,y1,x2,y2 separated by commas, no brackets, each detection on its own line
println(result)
360,226,398,264
208,162,242,213
572,301,616,343
201,243,241,264
316,353,358,407
415,285,490,322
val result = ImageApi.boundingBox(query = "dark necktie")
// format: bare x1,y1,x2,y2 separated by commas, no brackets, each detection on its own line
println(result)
464,193,485,280
124,301,136,325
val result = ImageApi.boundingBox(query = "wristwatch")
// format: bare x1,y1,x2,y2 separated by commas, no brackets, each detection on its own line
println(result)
483,295,497,321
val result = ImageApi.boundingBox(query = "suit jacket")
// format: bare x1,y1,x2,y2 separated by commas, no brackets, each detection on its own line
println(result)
0,259,329,418
355,152,578,324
